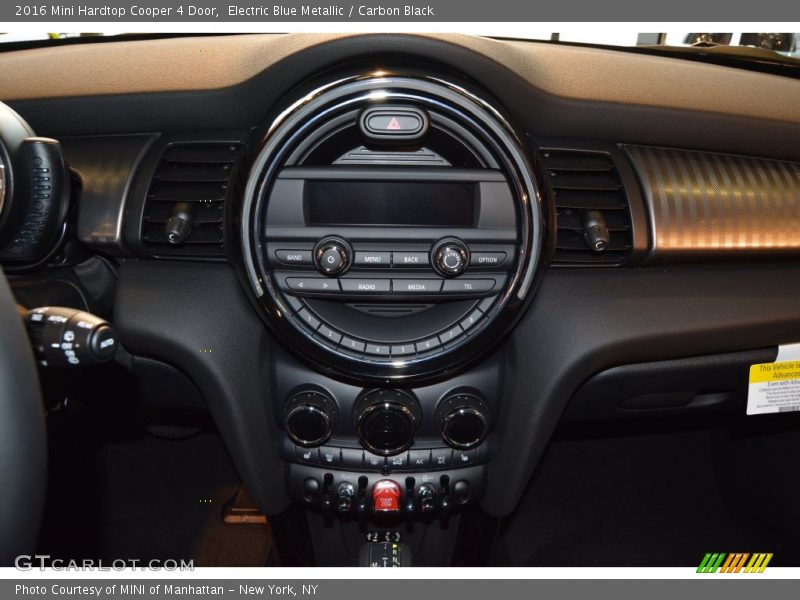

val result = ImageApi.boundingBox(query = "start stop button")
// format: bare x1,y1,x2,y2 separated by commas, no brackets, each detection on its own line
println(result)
358,105,429,143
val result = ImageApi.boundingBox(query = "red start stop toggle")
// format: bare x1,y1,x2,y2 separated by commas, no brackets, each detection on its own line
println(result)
372,479,401,512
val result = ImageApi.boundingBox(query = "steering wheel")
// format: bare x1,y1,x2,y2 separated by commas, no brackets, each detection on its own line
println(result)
0,101,47,566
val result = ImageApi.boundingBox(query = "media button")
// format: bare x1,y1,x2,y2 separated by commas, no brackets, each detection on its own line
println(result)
392,252,429,268
392,279,442,293
340,279,391,293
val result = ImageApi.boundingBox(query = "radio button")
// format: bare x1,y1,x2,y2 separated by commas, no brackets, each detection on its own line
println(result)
275,249,313,266
340,336,366,353
392,279,442,294
470,252,507,268
392,252,429,268
286,278,340,293
415,336,441,353
354,251,391,267
340,279,391,293
366,343,391,357
441,279,496,294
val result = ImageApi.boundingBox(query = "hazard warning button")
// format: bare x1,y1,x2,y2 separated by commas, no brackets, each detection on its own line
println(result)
359,105,429,142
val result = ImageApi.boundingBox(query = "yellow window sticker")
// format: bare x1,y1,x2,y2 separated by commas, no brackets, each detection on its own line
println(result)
748,343,800,415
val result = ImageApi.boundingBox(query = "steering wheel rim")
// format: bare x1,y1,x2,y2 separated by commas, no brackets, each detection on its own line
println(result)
0,268,46,565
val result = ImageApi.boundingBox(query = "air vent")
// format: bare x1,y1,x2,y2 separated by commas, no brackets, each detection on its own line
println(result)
541,148,633,266
141,142,242,259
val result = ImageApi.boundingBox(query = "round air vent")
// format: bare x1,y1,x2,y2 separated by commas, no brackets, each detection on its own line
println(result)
239,74,542,383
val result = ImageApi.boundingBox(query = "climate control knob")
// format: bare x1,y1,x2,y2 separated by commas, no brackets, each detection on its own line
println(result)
355,389,421,456
437,393,489,450
285,390,338,447
314,236,352,276
431,238,469,277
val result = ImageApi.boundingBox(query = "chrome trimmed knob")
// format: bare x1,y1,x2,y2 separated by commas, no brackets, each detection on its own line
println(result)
285,390,337,447
431,237,469,277
314,236,352,276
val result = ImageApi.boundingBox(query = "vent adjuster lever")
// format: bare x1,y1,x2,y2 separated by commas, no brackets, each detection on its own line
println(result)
581,209,609,253
165,201,194,245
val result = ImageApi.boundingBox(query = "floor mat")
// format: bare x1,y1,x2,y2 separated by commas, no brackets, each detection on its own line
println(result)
495,421,800,567
38,419,270,567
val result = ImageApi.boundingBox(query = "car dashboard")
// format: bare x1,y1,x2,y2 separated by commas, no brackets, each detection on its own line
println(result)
2,32,800,567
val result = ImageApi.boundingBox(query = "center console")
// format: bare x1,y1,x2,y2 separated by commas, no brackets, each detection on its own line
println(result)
238,75,542,564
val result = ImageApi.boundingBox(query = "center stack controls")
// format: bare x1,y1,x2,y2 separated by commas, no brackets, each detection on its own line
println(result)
241,75,542,383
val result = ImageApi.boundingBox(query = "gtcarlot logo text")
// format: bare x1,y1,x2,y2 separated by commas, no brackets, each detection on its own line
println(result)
14,555,194,571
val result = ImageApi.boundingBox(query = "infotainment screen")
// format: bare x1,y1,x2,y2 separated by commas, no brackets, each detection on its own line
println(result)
306,181,477,227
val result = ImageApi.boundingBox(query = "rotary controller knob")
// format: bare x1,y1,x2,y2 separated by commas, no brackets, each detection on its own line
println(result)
432,237,469,277
436,392,489,450
355,389,421,456
314,236,352,276
284,390,338,447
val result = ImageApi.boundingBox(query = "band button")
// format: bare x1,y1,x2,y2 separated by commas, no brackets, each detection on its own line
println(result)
275,249,314,266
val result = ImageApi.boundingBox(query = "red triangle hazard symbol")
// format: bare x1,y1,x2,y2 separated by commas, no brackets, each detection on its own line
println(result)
386,117,402,130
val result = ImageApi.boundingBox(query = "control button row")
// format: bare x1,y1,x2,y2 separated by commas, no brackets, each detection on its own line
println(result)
285,277,496,295
295,445,480,470
294,305,488,358
275,249,510,270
